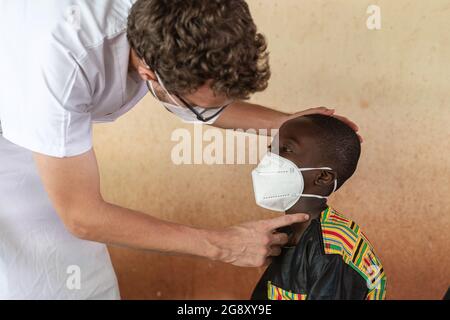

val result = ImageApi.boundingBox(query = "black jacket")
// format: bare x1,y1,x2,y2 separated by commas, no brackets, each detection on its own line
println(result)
251,207,387,300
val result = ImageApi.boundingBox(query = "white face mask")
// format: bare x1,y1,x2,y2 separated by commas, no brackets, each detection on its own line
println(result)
251,152,338,212
147,73,226,125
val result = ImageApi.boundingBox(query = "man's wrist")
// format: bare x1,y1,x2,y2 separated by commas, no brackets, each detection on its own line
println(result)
200,228,226,262
272,112,291,130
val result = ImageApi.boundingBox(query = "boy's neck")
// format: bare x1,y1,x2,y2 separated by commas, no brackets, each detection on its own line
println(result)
286,198,329,220
283,198,329,246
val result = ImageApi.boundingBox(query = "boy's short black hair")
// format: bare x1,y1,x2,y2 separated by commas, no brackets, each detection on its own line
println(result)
304,114,361,190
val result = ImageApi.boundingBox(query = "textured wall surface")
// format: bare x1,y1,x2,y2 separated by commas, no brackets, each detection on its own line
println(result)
93,0,450,300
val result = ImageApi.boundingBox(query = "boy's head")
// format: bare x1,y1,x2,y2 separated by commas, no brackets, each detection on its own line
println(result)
252,114,361,213
275,114,361,192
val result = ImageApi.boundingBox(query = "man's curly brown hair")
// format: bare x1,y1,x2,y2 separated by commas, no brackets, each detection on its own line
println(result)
127,0,271,100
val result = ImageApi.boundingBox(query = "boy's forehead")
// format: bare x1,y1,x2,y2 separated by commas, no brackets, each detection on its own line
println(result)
279,117,318,140
276,117,324,166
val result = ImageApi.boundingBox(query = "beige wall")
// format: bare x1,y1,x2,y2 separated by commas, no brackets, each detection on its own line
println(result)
93,0,450,300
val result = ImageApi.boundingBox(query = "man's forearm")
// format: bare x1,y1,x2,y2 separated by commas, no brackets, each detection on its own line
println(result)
69,200,220,260
214,100,289,133
33,149,309,268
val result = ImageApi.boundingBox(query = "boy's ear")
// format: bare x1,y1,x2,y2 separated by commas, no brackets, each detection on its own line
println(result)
314,170,337,187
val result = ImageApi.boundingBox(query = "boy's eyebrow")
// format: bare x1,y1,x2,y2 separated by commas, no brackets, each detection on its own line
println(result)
284,136,301,147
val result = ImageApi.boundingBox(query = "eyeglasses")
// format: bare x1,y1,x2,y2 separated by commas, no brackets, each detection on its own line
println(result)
146,78,233,123
173,92,232,123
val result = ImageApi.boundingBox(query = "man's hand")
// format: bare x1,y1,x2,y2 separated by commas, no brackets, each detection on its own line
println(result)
279,107,363,143
214,102,363,142
209,213,310,267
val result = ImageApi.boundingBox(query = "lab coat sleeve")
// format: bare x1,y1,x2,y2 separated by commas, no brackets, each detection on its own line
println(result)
306,254,368,300
0,36,93,158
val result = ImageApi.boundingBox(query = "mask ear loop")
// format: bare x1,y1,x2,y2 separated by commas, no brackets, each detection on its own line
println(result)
147,80,158,98
154,72,181,107
329,179,338,196
299,168,338,199
140,57,159,99
141,57,178,106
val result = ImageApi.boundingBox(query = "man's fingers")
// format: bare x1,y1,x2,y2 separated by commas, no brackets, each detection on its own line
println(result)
289,107,335,120
307,106,333,113
302,107,335,116
264,213,310,231
357,133,364,143
332,114,363,142
332,114,360,132
269,232,289,246
263,258,273,267
269,246,282,257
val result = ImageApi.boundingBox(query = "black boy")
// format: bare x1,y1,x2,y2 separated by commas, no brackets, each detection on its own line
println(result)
251,115,387,300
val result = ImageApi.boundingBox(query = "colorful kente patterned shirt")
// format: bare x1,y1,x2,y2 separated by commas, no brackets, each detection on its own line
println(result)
251,207,387,300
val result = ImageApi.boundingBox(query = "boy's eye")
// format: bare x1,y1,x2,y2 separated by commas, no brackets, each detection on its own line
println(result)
281,145,293,153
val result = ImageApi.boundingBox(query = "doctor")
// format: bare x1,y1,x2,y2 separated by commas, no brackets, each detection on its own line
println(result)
0,0,359,299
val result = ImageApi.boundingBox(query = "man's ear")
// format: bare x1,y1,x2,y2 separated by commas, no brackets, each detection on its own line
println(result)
137,64,157,82
314,170,337,187
130,48,157,81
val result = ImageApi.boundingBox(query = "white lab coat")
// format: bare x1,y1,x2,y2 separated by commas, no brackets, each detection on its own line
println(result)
0,0,147,299
0,134,120,299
